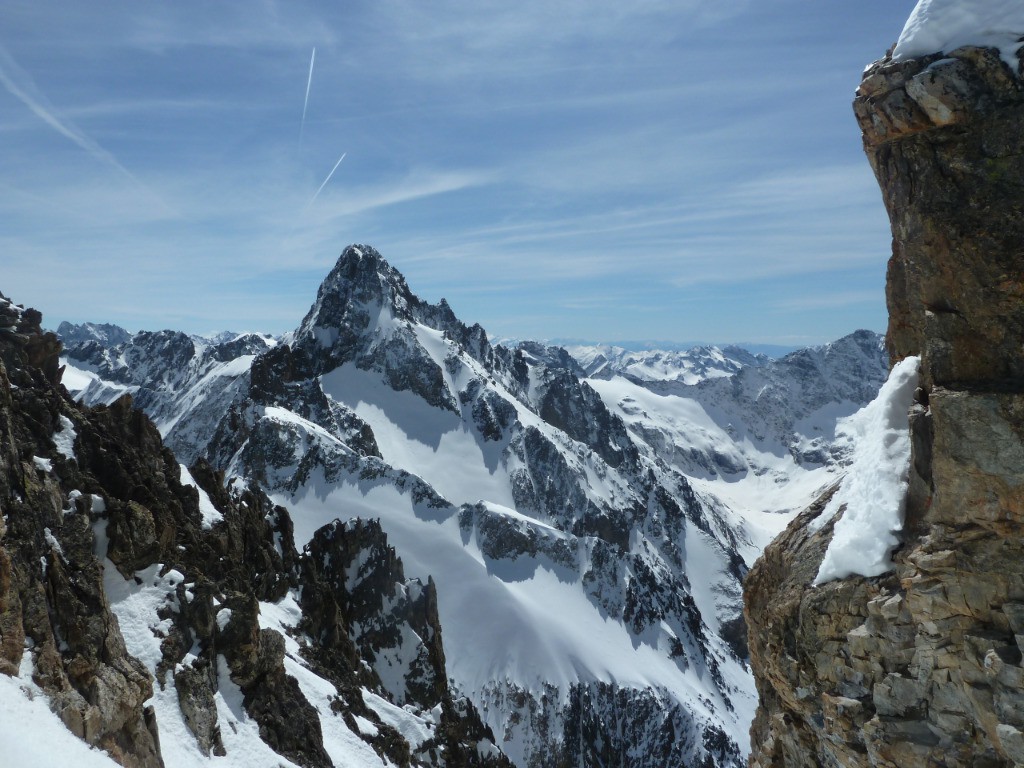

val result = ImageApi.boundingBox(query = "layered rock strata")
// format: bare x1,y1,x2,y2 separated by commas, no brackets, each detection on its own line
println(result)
746,45,1024,767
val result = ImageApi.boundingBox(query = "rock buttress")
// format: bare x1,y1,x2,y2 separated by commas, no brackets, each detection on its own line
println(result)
746,46,1024,768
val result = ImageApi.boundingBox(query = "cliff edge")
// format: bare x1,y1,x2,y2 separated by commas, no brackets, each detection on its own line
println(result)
745,40,1024,768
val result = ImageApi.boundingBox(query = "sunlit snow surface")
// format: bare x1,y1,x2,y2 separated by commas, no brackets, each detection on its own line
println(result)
0,651,120,768
894,0,1024,69
320,363,517,508
812,357,919,584
280,482,756,765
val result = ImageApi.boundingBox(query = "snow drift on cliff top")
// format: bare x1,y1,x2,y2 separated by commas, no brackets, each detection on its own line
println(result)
894,0,1024,68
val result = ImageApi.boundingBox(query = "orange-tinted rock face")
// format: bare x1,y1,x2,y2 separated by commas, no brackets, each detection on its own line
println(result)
746,46,1024,768
857,47,1024,390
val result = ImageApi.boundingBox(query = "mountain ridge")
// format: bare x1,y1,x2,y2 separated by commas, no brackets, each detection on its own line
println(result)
0,289,511,767
50,244,890,766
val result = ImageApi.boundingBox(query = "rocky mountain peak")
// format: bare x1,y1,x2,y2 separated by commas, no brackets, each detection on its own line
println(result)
298,244,417,339
55,321,132,349
283,244,496,397
746,40,1024,768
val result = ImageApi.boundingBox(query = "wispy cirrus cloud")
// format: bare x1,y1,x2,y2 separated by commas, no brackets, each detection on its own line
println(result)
307,167,496,218
0,44,130,176
1,0,913,344
0,42,176,216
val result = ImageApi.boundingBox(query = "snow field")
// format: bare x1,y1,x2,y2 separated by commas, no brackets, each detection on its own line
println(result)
281,476,753,766
321,364,516,509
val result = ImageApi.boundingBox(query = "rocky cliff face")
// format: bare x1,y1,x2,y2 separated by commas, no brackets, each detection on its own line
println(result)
746,44,1024,767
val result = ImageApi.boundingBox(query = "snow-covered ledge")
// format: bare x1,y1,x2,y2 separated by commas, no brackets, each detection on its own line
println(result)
893,0,1024,71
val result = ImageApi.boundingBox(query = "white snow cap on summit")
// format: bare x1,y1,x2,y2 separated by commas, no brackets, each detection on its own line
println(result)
893,0,1024,69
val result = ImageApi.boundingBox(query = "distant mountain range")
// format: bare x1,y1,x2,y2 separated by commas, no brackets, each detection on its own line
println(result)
40,244,888,767
494,337,805,359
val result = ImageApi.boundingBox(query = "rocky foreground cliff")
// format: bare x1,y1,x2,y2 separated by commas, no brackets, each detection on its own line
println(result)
745,43,1024,767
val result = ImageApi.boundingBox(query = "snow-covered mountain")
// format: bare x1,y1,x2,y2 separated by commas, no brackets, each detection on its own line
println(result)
55,319,133,348
1,291,511,768
62,329,277,465
587,331,888,476
565,343,769,384
582,330,887,563
57,245,888,766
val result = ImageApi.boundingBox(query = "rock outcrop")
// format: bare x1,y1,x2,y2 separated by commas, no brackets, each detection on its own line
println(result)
746,44,1024,767
0,294,164,767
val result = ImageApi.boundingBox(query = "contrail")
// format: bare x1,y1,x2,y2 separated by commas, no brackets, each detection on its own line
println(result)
0,43,132,179
299,47,316,147
308,152,346,205
0,42,176,215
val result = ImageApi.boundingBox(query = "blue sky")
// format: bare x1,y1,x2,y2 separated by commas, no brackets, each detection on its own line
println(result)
1,1,916,345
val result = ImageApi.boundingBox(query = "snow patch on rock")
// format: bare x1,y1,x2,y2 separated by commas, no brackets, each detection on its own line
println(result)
179,464,225,529
813,356,920,585
52,415,77,460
